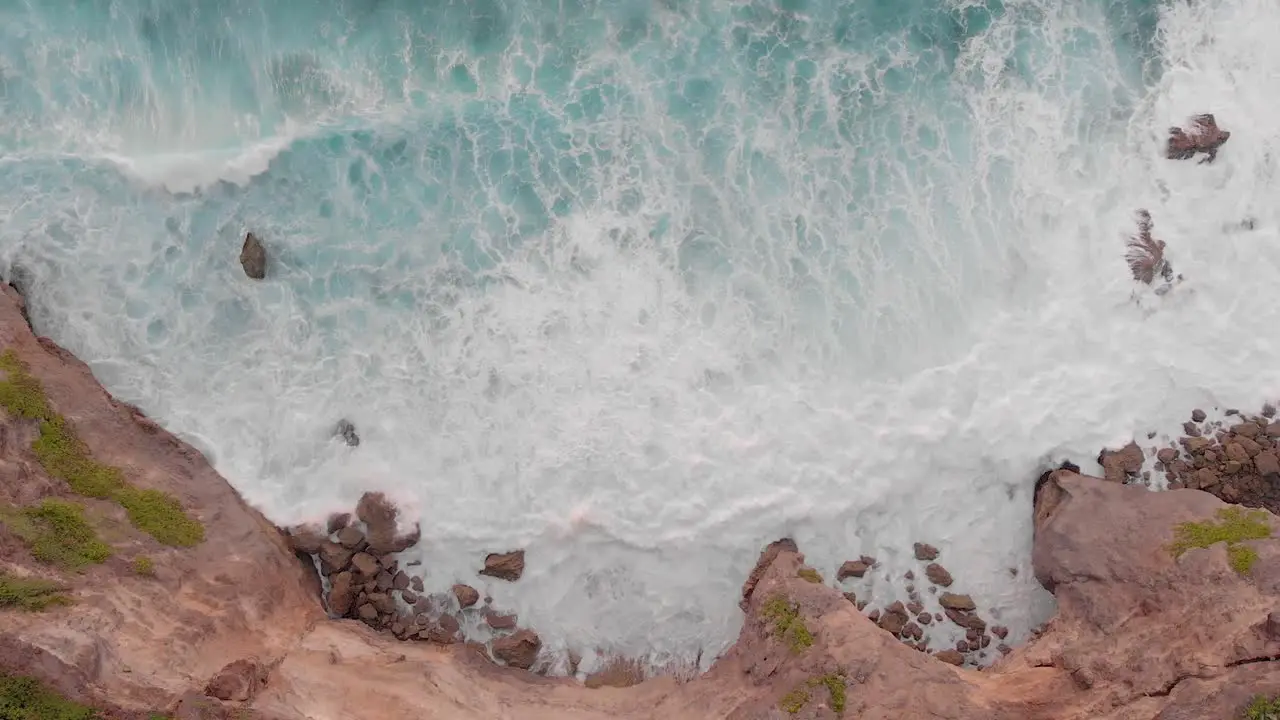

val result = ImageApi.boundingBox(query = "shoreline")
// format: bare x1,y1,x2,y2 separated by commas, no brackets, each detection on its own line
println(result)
2,282,1280,718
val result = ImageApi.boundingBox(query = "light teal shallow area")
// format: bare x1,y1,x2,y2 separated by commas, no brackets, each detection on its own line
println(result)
0,0,1179,666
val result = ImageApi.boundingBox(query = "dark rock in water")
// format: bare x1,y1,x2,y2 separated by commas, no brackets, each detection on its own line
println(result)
335,419,360,447
240,232,267,280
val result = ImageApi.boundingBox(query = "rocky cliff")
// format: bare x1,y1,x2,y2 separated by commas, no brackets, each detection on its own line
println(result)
1,283,1278,719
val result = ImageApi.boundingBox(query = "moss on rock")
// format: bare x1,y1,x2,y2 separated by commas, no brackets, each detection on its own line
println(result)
1169,507,1271,574
796,567,823,584
778,673,847,715
5,499,111,569
1242,694,1280,720
0,572,70,611
0,350,204,548
0,673,98,719
761,596,814,652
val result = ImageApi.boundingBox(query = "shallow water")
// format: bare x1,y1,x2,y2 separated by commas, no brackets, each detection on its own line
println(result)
1,0,1277,671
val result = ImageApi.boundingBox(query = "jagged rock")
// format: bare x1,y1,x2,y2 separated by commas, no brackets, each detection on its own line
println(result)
1166,113,1230,164
239,232,267,279
453,584,480,608
878,609,908,636
1192,409,1207,422
375,571,393,591
492,629,542,669
480,550,525,582
393,571,411,591
411,576,424,593
204,658,268,702
335,418,360,447
913,543,939,561
1098,441,1144,483
741,538,798,610
925,563,953,587
355,491,421,554
836,560,870,580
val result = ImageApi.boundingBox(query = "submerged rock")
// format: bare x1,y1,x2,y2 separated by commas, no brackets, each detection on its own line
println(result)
335,418,360,447
239,232,267,279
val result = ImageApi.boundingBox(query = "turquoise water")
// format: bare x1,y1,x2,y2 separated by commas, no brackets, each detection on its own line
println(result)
5,0,1266,670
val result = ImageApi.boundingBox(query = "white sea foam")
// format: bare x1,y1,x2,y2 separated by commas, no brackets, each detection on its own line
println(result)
2,0,1278,673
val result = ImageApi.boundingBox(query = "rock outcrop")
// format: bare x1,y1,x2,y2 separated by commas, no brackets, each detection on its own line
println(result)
2,282,1280,718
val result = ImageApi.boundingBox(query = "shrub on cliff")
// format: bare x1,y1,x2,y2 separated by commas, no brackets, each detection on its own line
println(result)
0,673,98,719
0,350,204,548
0,573,70,611
1242,694,1280,720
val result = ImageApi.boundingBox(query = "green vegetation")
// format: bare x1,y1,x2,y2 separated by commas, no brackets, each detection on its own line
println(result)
779,687,808,714
0,673,99,719
1242,694,1280,720
0,573,70,611
796,567,823,584
0,351,203,547
761,596,814,652
3,500,110,570
778,673,848,715
1169,507,1272,574
132,556,155,577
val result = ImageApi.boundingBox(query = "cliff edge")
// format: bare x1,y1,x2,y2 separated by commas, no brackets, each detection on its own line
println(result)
1,283,1278,719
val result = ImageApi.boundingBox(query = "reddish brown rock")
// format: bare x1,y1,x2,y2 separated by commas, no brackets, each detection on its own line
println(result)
934,650,964,666
326,512,352,534
913,543,940,561
318,541,355,575
1098,441,1144,483
327,571,356,617
584,657,647,689
878,609,908,636
836,559,870,580
480,550,526,582
925,563,953,587
351,552,379,578
204,658,268,702
286,525,329,555
336,525,365,549
1166,113,1230,163
938,593,976,612
492,629,542,669
452,584,480,608
483,609,518,630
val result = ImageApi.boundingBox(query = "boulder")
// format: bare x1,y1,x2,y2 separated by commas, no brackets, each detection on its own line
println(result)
356,491,421,554
492,629,542,669
938,593,976,612
328,571,356,617
452,584,480,608
480,550,525,582
239,232,267,280
925,563,953,587
483,609,518,630
351,552,379,578
836,560,870,581
913,543,940,561
203,658,268,702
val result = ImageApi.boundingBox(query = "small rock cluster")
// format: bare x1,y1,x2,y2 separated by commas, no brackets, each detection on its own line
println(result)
285,491,538,669
1101,404,1280,513
838,543,1009,667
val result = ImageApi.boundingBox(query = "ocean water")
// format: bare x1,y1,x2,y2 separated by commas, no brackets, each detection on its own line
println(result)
2,0,1278,672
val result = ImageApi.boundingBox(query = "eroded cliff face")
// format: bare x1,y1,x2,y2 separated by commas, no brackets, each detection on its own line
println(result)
0,282,1278,719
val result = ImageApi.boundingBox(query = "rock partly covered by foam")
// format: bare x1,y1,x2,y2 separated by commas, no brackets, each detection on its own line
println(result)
1166,113,1230,164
